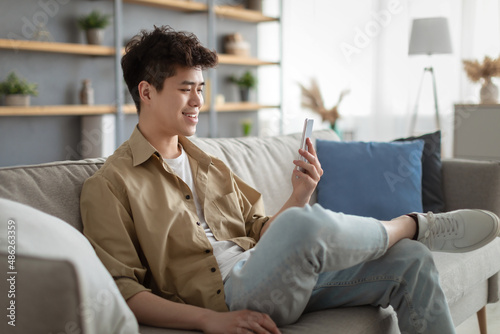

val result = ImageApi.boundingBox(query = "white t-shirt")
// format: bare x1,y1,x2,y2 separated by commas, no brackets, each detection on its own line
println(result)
164,146,251,281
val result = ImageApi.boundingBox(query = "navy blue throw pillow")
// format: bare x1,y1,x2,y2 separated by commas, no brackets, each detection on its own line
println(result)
394,131,444,213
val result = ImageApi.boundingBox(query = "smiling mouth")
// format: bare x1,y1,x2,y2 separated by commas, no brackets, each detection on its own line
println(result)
182,112,198,119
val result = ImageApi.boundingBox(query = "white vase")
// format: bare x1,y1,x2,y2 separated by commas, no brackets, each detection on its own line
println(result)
86,28,104,45
480,78,499,104
5,94,30,107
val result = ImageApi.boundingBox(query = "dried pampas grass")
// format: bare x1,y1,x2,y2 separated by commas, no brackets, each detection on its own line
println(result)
463,56,500,82
299,78,349,128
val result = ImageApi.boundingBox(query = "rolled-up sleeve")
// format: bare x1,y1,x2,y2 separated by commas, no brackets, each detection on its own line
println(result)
80,173,151,301
232,174,271,242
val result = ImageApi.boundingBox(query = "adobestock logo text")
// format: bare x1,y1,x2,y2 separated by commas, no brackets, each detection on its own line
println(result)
7,0,71,42
340,0,403,63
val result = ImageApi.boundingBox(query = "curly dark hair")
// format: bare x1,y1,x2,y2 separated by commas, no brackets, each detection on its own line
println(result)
121,25,218,114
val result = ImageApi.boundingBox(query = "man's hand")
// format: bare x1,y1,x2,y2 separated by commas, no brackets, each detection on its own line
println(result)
259,138,323,237
127,291,281,333
291,137,324,206
202,309,281,334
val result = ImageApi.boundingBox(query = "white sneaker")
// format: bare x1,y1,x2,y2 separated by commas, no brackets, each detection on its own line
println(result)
416,210,500,253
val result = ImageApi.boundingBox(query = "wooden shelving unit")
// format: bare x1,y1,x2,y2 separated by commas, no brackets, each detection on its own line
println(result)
0,0,282,136
215,5,278,23
211,102,279,112
218,54,278,66
0,105,116,116
123,102,278,114
0,39,115,56
0,41,276,65
123,0,207,12
121,1,279,23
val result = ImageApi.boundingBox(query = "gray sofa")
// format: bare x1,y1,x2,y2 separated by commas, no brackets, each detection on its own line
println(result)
1,129,499,334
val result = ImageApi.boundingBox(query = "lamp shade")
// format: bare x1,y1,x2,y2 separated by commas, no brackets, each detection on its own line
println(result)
408,17,452,55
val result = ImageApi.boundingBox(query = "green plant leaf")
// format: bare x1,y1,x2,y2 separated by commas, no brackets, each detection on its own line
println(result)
0,72,38,96
229,71,257,89
77,10,111,30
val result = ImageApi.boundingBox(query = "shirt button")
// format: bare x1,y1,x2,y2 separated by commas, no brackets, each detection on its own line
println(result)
217,289,221,294
196,222,201,226
186,195,191,200
211,267,216,273
205,250,211,254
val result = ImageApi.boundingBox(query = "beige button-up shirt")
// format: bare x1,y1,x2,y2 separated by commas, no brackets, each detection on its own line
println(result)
80,127,270,312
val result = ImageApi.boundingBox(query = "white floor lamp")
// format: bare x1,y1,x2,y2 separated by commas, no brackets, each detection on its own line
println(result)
408,17,452,135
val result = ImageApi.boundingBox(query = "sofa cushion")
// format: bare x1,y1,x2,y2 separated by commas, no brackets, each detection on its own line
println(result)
139,306,399,334
0,198,139,334
0,159,105,232
394,131,445,213
433,238,500,306
316,140,424,220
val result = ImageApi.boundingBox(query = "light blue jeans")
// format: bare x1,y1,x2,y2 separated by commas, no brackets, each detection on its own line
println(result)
224,204,455,334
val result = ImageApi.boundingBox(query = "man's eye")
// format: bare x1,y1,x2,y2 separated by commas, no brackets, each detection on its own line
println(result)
180,89,190,92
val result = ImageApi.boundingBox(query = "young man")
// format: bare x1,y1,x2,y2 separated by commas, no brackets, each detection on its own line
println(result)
80,26,500,334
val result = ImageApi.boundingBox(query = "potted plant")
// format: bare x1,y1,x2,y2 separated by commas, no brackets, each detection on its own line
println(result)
77,10,111,45
0,72,38,107
229,71,257,102
463,56,500,104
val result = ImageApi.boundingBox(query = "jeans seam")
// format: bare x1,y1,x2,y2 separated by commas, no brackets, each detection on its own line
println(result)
313,275,400,289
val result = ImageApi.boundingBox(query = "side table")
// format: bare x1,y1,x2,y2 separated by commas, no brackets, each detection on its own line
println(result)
454,104,500,160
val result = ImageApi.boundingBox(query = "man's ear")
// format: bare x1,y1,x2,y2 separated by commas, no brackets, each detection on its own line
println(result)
138,81,153,103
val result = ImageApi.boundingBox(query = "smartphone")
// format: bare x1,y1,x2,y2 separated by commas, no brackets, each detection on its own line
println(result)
297,118,314,172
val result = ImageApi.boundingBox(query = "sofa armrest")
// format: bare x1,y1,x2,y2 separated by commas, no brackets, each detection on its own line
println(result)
0,254,82,333
442,158,500,215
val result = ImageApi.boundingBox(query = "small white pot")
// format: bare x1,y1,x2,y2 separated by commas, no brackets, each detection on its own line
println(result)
480,79,499,104
5,94,31,107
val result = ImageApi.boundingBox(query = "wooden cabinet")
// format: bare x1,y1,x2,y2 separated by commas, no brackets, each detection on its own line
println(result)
453,104,500,160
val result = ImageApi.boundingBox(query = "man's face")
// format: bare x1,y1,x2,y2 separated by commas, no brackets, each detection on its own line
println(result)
147,66,204,137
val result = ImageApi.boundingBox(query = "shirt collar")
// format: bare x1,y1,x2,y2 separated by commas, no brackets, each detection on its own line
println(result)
178,136,212,167
129,126,212,167
129,126,158,167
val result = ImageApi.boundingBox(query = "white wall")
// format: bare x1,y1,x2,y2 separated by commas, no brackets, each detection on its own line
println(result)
264,0,500,158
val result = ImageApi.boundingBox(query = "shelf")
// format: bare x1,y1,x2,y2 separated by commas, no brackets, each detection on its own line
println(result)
122,103,278,114
0,39,115,56
123,0,207,12
0,40,278,65
123,104,138,114
123,1,277,22
206,102,279,112
218,54,278,66
0,105,116,116
214,5,278,23
0,102,278,117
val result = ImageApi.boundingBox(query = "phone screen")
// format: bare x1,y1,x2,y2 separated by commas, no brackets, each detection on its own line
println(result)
297,118,314,172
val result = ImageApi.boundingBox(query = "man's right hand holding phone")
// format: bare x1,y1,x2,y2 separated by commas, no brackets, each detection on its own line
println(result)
259,135,324,237
291,119,323,205
292,137,324,206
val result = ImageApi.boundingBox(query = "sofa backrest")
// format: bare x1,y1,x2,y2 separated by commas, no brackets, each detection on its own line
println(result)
0,129,339,232
191,130,338,215
0,159,105,232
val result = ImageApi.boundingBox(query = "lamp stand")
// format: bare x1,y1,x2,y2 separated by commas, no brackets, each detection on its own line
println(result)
409,66,441,135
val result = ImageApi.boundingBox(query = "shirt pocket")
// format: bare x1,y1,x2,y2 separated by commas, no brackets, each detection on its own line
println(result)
209,193,246,238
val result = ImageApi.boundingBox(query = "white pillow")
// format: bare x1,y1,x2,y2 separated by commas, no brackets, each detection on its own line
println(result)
0,198,139,334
